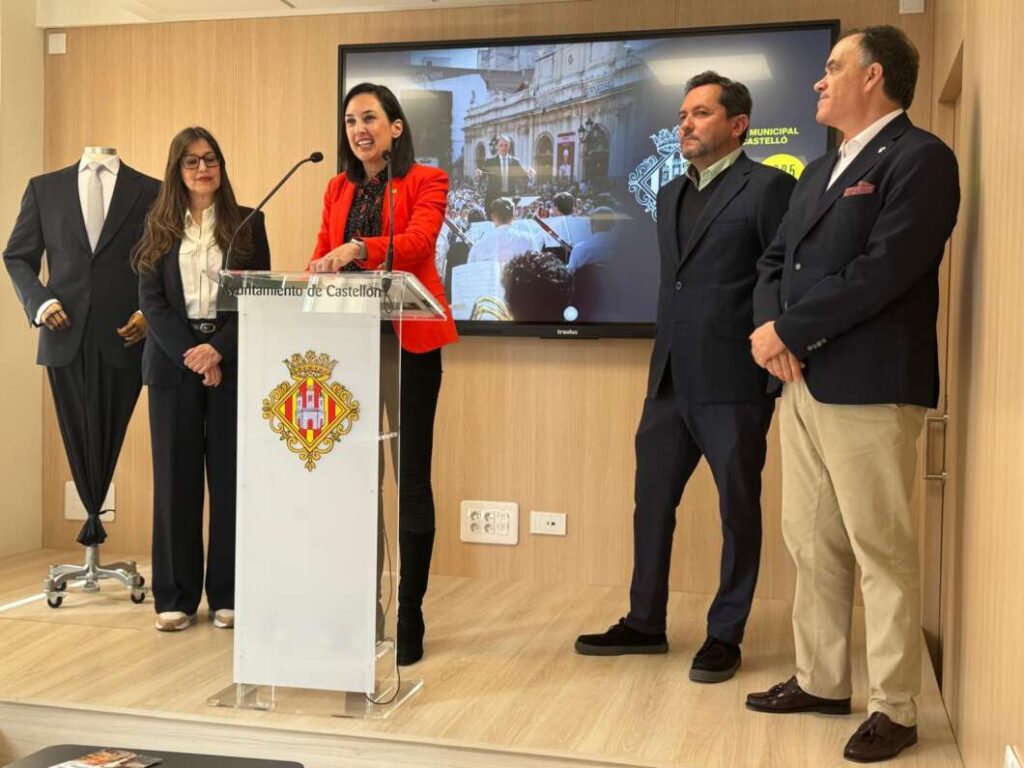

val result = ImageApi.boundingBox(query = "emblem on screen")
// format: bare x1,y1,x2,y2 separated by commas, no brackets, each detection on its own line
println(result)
627,128,687,221
262,351,360,471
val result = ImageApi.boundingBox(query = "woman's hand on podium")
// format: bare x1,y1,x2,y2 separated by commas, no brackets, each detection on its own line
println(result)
310,241,364,272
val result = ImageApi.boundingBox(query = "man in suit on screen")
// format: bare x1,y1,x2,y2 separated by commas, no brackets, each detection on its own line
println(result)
476,135,528,215
574,72,796,683
745,26,959,763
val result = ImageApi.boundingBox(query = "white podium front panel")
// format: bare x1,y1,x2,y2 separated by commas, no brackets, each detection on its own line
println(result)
234,294,381,693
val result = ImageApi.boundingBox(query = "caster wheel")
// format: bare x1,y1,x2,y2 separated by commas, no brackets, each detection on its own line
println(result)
134,575,146,588
130,590,146,604
54,581,66,592
47,595,63,609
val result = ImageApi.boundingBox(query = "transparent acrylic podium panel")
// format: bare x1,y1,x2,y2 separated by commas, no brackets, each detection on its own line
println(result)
203,271,445,719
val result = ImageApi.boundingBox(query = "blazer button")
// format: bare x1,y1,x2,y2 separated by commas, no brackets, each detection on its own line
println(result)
794,263,802,271
675,281,683,290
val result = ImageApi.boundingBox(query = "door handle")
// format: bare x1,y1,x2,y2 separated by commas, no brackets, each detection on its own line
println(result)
923,413,948,482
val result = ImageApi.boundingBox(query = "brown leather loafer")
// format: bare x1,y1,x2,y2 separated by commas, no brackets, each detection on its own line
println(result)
746,676,851,714
843,712,918,763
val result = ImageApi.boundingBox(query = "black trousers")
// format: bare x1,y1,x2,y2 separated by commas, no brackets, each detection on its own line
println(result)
626,373,774,645
381,347,443,610
47,318,142,546
148,366,237,615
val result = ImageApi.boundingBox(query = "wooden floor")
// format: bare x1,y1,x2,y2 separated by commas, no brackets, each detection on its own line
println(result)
0,549,963,768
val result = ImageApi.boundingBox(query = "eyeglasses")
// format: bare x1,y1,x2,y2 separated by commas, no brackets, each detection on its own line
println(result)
181,152,220,170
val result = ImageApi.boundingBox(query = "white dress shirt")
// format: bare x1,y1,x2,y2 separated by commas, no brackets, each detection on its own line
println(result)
179,205,222,320
467,224,537,265
35,155,122,325
827,109,903,189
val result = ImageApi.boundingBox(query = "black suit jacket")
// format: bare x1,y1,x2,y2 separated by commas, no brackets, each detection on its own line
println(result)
648,153,796,402
482,154,527,206
753,113,960,407
3,162,160,369
139,209,270,387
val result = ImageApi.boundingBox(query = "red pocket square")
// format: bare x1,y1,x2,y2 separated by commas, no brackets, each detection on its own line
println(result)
843,181,876,197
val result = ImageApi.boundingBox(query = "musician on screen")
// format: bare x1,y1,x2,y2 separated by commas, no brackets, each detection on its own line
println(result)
309,82,459,666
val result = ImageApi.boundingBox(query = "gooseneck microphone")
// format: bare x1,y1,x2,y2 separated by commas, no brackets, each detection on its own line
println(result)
381,149,396,296
224,151,324,270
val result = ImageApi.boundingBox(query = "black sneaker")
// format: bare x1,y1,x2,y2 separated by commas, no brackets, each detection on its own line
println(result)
574,618,668,656
689,636,741,683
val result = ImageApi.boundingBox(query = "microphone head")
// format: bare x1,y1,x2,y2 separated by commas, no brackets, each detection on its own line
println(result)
309,151,324,163
382,150,392,162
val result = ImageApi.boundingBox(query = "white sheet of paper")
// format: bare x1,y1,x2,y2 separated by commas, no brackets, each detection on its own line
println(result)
450,261,505,320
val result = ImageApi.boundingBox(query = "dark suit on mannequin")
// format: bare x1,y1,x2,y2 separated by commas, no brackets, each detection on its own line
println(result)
3,160,159,545
139,209,270,616
629,152,795,645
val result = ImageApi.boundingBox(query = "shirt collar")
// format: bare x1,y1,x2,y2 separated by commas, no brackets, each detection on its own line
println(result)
78,154,121,176
685,146,742,191
838,109,904,159
184,204,217,229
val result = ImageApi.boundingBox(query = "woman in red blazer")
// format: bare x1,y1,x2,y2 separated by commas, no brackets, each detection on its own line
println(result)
310,82,458,666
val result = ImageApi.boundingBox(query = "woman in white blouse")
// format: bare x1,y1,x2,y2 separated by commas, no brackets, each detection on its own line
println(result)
134,127,270,632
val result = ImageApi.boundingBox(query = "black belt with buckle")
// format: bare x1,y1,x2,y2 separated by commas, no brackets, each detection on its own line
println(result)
189,320,219,335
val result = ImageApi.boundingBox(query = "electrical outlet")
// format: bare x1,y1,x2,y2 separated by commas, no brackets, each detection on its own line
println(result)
1006,745,1023,768
460,500,518,545
530,511,566,536
64,481,115,522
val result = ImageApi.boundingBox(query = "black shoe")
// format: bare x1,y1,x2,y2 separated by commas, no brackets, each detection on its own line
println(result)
843,712,918,763
574,618,668,656
397,607,424,666
689,636,741,683
746,676,851,715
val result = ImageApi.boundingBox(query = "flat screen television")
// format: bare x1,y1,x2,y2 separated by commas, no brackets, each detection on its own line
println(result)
339,21,837,338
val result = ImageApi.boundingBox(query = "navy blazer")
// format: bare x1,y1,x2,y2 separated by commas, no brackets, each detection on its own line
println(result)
139,209,270,387
648,152,796,403
753,113,960,407
3,162,160,369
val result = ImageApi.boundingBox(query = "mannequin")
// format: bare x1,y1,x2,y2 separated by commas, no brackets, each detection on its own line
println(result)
2,145,160,605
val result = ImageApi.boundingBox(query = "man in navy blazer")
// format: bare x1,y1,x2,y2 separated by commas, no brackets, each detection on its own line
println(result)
746,27,959,763
575,73,795,682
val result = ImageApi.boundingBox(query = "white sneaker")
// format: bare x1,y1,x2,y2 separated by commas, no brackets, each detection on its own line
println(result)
155,611,197,632
212,609,235,629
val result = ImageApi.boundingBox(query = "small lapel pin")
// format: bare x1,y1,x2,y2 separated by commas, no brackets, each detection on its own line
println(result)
877,145,887,153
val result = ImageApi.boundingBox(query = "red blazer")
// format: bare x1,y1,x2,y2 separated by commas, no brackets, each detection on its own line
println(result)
310,163,459,353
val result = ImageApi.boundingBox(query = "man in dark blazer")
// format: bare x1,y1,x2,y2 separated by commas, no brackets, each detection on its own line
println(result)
575,72,796,683
746,27,959,763
3,155,160,546
475,135,528,215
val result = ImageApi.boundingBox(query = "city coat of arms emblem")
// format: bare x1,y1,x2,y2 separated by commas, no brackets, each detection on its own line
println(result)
263,351,360,471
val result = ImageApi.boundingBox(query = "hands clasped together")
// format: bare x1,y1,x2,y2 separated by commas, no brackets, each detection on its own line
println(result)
184,343,223,387
749,321,804,383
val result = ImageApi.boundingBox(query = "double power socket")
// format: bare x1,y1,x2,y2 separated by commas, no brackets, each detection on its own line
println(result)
460,500,566,545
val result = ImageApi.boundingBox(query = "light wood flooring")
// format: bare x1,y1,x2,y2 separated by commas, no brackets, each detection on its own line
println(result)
0,549,963,768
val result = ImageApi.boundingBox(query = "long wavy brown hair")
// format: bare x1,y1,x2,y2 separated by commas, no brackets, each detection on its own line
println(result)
133,126,252,272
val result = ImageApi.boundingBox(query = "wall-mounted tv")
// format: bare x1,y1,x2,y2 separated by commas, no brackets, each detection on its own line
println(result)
339,21,837,338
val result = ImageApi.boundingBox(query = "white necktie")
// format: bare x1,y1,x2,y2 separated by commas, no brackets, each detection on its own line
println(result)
85,162,105,252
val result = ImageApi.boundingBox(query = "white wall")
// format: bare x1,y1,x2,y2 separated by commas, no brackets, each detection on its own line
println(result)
0,0,44,558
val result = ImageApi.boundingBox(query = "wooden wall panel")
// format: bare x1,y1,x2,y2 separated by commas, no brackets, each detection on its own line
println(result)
41,1,933,605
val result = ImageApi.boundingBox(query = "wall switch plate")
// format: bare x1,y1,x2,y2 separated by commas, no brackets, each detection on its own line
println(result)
460,500,518,545
1006,745,1023,768
899,0,925,13
530,511,566,536
47,33,67,54
64,481,115,522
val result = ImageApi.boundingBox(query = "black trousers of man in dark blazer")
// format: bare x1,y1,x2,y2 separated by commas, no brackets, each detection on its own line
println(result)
139,210,270,615
3,162,159,546
626,154,795,645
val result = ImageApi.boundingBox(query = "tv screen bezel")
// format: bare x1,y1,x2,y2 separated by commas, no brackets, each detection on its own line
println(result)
338,19,840,340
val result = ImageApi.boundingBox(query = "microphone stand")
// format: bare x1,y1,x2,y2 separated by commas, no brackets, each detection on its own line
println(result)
381,150,396,307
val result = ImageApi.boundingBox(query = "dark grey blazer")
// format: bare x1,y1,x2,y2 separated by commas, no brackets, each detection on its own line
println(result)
648,152,796,403
3,162,160,369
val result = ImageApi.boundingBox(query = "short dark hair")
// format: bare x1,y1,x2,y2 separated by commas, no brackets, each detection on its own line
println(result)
552,192,574,216
490,197,514,224
340,82,415,183
684,71,753,143
502,251,573,321
843,25,920,109
466,206,486,224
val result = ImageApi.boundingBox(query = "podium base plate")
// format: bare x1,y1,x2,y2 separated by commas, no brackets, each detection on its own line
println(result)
206,679,422,720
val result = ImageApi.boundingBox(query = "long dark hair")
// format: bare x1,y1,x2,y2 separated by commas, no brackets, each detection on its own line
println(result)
133,126,251,272
339,82,416,183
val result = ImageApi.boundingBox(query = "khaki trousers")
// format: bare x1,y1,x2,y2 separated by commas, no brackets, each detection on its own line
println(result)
780,379,925,727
